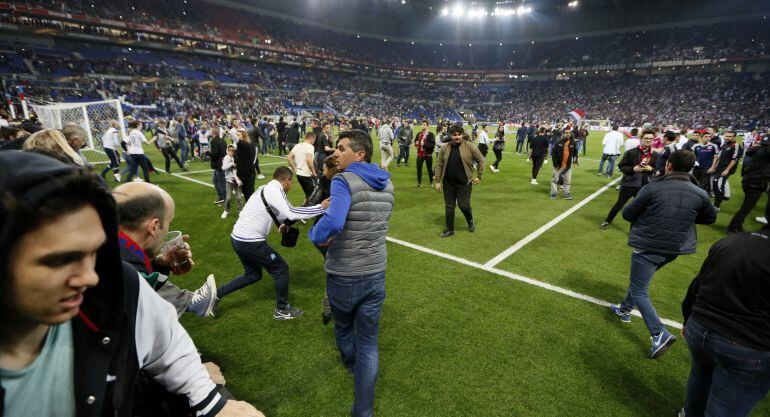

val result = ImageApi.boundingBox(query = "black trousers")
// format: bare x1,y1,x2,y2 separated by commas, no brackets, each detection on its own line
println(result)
516,140,525,153
531,155,545,179
443,180,473,230
692,168,710,190
160,147,184,173
492,148,503,169
478,143,488,158
219,238,290,309
416,155,434,185
297,175,315,199
712,174,731,208
728,182,770,232
605,186,640,224
241,176,255,201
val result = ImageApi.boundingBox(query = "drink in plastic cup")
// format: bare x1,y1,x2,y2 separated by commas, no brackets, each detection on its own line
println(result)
159,231,192,274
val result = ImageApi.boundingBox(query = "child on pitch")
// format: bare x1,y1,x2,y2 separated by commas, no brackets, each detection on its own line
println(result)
221,144,243,219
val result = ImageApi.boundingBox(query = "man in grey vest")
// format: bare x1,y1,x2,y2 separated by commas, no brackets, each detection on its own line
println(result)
309,129,394,417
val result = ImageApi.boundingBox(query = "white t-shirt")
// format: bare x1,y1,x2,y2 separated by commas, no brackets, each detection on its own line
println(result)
101,127,120,150
196,129,210,145
601,131,624,155
126,129,145,155
624,137,640,152
477,130,491,145
231,180,325,242
290,142,315,177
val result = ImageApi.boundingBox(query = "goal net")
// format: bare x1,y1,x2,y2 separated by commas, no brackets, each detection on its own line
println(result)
31,99,127,164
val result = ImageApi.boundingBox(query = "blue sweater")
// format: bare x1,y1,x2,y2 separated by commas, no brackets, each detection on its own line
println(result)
309,162,390,244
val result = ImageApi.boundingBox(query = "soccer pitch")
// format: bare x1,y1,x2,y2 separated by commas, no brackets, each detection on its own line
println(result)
133,129,768,416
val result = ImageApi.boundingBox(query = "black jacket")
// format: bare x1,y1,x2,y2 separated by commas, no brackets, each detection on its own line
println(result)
741,144,770,187
286,124,300,145
682,228,770,350
622,172,718,255
550,138,579,169
235,139,256,181
618,147,659,188
414,130,436,154
209,135,226,170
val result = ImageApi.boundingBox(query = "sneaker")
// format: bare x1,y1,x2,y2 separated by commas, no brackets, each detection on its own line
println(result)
597,172,603,176
257,174,266,180
714,207,720,213
757,217,768,225
221,211,228,219
549,193,557,200
440,229,455,237
187,274,217,318
213,199,225,204
609,304,631,322
274,305,304,320
563,193,574,200
600,221,610,230
489,165,497,173
181,167,189,172
468,221,475,233
416,183,422,188
114,173,122,182
132,177,144,182
322,311,332,325
530,179,538,185
615,184,621,190
649,330,676,359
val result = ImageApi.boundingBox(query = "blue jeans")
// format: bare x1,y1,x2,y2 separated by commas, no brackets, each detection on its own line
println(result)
179,138,189,164
619,250,677,336
212,169,226,200
684,317,770,417
126,154,151,183
397,144,409,165
327,271,386,417
100,148,120,177
598,154,618,176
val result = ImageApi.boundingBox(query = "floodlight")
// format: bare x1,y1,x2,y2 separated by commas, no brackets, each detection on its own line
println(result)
452,4,464,17
441,7,449,16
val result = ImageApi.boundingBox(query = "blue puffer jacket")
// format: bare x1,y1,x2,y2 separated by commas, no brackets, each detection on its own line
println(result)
622,172,718,255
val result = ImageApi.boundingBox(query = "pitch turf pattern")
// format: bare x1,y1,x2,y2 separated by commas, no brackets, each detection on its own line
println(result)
132,130,768,416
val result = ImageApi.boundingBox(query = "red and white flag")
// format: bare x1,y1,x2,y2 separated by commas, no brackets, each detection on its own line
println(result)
567,108,585,121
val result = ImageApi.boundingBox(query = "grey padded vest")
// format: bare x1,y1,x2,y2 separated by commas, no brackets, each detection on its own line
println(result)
325,171,395,276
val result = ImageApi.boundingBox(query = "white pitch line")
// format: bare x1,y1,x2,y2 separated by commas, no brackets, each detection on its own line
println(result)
159,162,682,330
483,176,622,268
386,236,682,330
178,162,284,175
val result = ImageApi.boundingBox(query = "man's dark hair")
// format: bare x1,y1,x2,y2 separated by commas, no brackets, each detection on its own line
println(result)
612,125,619,131
338,129,373,163
663,131,677,142
631,128,639,136
116,192,166,231
668,150,696,173
724,129,736,135
322,122,331,128
273,166,294,181
539,127,546,134
448,125,464,135
128,120,141,129
421,119,429,126
641,129,656,138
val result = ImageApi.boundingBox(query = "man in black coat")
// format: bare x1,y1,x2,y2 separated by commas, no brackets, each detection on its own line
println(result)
601,129,658,229
235,134,257,201
549,129,579,200
210,126,227,204
285,120,300,151
727,134,770,233
609,150,717,359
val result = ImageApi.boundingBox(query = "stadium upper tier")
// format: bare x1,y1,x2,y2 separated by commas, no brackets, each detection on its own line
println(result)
0,0,768,72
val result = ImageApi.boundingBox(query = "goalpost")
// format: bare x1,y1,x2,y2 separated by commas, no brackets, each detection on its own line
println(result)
31,99,128,163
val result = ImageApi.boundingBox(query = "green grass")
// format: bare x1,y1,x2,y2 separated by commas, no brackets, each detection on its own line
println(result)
128,129,768,416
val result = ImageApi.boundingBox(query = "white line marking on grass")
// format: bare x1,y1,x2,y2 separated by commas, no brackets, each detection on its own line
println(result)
178,162,283,175
158,162,682,330
386,236,682,330
483,177,622,268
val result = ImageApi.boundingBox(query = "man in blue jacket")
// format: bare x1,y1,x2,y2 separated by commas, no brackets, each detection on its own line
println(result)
309,129,394,417
610,150,718,359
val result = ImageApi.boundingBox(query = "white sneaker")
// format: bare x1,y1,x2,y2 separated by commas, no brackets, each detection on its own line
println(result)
257,174,266,180
132,177,144,182
187,275,217,318
530,179,538,185
221,211,228,219
114,173,122,182
757,217,768,225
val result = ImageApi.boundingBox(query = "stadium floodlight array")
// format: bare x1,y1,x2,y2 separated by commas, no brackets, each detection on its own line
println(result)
441,3,532,17
31,99,127,164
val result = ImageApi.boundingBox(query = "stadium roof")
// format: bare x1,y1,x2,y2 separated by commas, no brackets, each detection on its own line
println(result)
208,0,768,43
